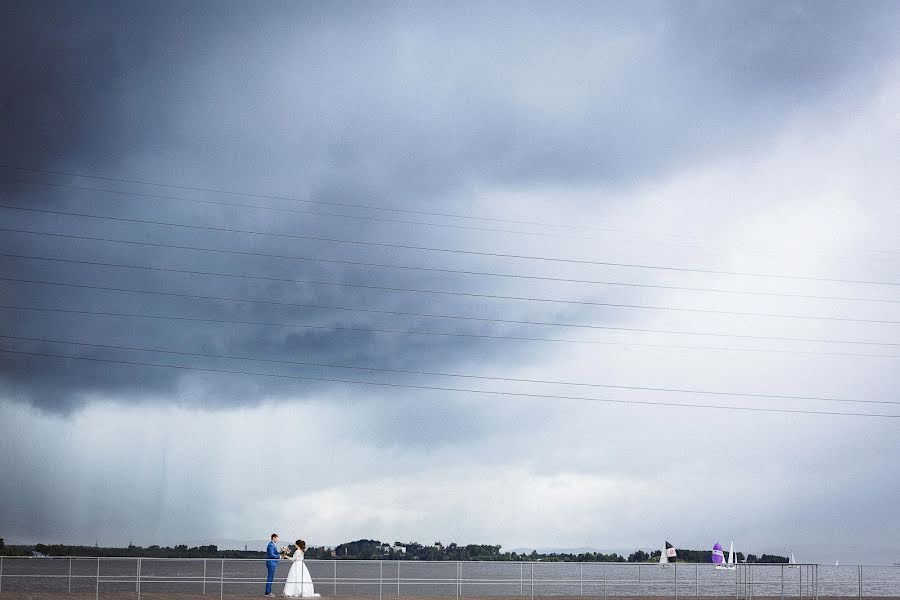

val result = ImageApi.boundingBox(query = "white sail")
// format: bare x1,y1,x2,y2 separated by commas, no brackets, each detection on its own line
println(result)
728,541,735,565
660,549,668,564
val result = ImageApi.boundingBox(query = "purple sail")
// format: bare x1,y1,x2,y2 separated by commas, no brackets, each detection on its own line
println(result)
712,542,724,564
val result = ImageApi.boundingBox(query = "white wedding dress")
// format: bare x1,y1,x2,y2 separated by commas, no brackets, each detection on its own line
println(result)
283,549,320,597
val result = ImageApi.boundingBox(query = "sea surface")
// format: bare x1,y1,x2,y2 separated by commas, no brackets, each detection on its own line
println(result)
1,558,898,597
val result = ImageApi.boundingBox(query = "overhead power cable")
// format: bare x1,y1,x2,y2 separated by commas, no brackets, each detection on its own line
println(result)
2,231,897,305
0,164,715,239
1,272,897,324
2,204,898,286
6,178,898,265
1,165,596,230
3,177,625,241
1,305,896,359
2,333,894,406
1,347,897,418
4,164,899,259
1,256,896,345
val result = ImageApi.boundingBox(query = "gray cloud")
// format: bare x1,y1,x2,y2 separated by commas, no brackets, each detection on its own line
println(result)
2,0,896,411
1,0,898,560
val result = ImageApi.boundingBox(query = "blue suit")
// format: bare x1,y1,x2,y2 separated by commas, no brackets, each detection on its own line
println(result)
265,541,279,595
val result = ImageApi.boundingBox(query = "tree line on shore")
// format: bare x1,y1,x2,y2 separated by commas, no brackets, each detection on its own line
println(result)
0,537,788,563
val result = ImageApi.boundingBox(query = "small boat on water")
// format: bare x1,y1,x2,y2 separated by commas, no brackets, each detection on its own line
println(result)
715,541,736,571
788,552,798,568
660,541,677,568
712,542,724,566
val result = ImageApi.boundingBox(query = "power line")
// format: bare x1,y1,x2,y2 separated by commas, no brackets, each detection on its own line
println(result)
0,164,658,233
1,254,896,345
1,347,896,419
2,305,896,359
0,302,666,347
2,178,615,241
4,164,898,259
3,204,898,286
2,272,897,325
3,230,897,304
7,177,897,264
3,333,895,406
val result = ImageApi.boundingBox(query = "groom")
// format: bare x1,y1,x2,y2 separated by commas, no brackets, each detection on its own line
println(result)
265,533,280,597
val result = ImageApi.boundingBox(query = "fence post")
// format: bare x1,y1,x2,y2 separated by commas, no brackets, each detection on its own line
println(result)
520,562,523,596
580,562,583,596
781,564,784,600
398,560,401,596
858,565,861,599
203,559,207,595
0,555,3,594
380,560,384,600
603,565,606,600
334,560,337,596
136,557,141,599
220,558,224,600
531,561,534,600
674,561,677,600
695,564,698,597
95,557,100,600
69,557,73,594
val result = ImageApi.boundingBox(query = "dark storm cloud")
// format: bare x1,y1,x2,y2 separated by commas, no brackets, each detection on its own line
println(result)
1,0,897,414
0,1,186,169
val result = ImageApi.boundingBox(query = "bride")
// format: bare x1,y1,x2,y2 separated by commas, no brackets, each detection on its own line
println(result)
283,540,320,598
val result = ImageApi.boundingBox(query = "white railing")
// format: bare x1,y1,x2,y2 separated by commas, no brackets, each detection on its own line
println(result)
0,557,896,599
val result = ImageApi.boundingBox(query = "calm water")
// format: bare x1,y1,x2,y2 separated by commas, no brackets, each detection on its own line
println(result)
1,558,898,597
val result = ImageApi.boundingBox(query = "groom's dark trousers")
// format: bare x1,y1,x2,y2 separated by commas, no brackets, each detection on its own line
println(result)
265,541,279,595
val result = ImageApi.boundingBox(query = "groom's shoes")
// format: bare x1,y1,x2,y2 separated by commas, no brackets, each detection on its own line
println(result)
264,594,276,597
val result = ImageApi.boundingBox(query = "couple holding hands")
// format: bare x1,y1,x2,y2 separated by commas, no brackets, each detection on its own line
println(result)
265,533,321,597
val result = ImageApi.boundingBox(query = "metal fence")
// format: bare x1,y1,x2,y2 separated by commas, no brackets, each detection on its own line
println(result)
0,557,897,599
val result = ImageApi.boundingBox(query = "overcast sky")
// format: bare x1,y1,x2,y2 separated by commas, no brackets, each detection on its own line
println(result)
1,1,898,564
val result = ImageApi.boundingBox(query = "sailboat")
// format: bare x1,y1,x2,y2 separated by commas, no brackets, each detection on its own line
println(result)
660,541,677,568
788,552,798,569
715,541,736,571
835,560,839,566
712,542,724,567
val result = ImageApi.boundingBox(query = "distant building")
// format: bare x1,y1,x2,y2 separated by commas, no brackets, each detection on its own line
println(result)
394,544,406,554
31,551,46,558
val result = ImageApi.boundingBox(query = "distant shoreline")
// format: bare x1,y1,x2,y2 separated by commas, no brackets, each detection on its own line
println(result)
0,541,789,564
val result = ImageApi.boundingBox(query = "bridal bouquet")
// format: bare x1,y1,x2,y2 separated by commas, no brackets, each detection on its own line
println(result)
279,546,292,558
